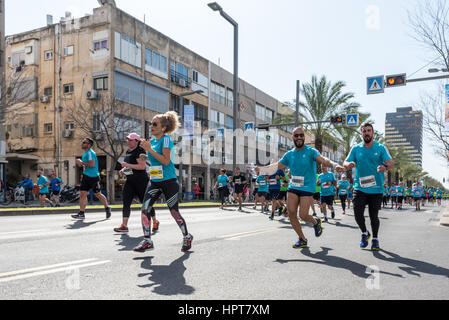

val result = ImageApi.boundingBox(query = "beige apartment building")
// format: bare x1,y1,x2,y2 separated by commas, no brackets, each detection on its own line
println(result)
0,0,6,200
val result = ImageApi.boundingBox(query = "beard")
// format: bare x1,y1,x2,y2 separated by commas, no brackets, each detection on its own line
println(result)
363,135,373,144
294,139,305,148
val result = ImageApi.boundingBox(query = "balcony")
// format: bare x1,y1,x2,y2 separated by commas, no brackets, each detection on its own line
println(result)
170,70,191,88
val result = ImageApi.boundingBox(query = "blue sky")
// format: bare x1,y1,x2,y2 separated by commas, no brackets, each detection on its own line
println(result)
5,0,448,186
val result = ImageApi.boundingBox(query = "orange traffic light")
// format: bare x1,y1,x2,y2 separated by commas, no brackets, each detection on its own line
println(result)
385,74,406,87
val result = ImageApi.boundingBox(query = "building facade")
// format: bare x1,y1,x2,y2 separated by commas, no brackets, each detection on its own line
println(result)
385,107,423,167
4,2,294,201
0,0,7,200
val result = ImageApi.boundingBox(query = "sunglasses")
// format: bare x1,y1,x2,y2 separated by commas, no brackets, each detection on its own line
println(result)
152,122,158,127
293,133,305,138
82,141,89,144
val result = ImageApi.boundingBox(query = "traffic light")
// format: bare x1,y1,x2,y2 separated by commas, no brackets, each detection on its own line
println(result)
385,73,406,87
330,115,343,124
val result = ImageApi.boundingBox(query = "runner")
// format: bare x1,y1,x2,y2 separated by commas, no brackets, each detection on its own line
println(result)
390,182,397,209
347,181,354,210
436,187,443,206
337,174,350,214
317,165,336,221
255,169,269,213
36,170,54,207
133,111,193,253
279,171,289,217
421,186,427,207
396,181,405,210
214,169,230,210
428,186,435,206
49,172,63,207
268,168,285,220
412,182,423,211
71,138,111,220
256,127,344,249
114,133,158,233
311,173,321,217
343,123,394,251
232,167,247,211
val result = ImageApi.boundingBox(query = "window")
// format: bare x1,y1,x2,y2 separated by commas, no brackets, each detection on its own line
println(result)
64,122,75,131
266,108,274,123
93,40,108,51
11,51,25,67
94,77,108,91
170,61,189,86
226,115,234,130
210,110,225,129
145,48,168,74
256,104,265,120
211,81,226,105
44,123,53,134
63,84,74,94
193,70,198,83
226,89,234,108
22,125,34,137
92,113,102,132
44,50,53,60
114,32,142,68
114,114,142,140
63,45,74,56
44,87,52,96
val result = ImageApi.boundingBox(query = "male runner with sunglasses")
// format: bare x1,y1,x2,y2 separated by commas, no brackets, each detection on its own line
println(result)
256,127,344,248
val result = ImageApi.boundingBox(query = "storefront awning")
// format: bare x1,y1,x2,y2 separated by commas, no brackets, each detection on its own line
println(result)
6,153,40,161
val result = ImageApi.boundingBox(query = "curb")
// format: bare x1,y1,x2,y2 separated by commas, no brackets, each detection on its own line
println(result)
0,203,251,217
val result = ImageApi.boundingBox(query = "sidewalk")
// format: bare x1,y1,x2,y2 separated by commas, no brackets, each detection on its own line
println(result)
0,200,252,217
440,205,449,227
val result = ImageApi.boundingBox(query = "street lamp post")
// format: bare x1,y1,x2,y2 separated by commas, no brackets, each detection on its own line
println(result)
208,2,239,173
178,90,203,202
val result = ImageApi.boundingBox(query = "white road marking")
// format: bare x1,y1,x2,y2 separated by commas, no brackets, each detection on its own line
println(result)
219,227,282,240
0,259,111,283
0,229,50,235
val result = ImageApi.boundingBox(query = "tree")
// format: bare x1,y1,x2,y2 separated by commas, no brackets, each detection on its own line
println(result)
408,0,449,161
67,92,143,203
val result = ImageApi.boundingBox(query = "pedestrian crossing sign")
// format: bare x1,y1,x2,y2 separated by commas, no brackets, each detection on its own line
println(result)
346,113,359,127
367,75,385,95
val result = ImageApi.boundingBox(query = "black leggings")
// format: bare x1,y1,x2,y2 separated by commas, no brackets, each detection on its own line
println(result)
339,195,347,211
353,191,382,238
140,179,188,238
122,175,152,218
382,196,388,206
218,187,228,205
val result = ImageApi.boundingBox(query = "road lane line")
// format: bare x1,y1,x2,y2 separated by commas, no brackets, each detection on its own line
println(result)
0,258,99,278
0,260,111,283
219,227,282,240
0,229,50,235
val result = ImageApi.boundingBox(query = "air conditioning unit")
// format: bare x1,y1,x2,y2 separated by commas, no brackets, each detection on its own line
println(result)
87,90,98,100
40,95,50,103
178,78,187,87
63,129,74,138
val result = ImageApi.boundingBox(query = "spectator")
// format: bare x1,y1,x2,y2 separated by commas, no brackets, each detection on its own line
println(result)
193,184,200,200
50,172,63,207
18,174,34,202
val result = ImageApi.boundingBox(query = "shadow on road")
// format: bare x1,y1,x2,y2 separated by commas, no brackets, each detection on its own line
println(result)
275,247,403,279
373,249,449,278
134,252,195,296
114,234,143,251
327,221,359,230
64,219,108,230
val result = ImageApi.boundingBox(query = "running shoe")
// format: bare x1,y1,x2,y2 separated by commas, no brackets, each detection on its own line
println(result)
331,211,335,219
71,212,85,220
371,239,380,251
114,224,129,233
360,232,371,248
133,238,154,252
181,234,193,252
324,216,329,222
153,220,160,231
293,238,308,249
314,217,323,237
283,208,288,217
312,212,317,217
105,207,111,219
342,210,346,215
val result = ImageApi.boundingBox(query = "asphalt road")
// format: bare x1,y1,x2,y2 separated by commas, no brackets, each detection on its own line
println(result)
0,201,448,300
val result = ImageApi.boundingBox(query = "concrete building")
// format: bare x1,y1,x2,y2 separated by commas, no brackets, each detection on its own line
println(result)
385,107,423,167
4,2,293,201
0,0,7,200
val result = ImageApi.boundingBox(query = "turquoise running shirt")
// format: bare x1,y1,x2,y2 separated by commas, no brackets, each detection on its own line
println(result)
338,180,350,196
280,145,320,194
318,172,335,197
148,135,177,182
345,141,392,194
217,175,229,188
257,175,269,193
37,176,49,194
82,149,99,178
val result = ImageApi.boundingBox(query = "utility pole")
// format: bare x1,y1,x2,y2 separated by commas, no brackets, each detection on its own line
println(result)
295,80,300,127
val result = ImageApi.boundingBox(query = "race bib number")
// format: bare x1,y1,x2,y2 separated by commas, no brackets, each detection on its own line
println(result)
340,189,347,194
123,168,133,176
219,183,224,188
149,166,163,180
269,179,277,185
259,181,266,186
235,179,241,184
323,182,331,189
291,176,304,188
360,175,377,188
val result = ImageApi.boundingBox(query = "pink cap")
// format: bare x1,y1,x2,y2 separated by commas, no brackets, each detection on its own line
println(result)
126,133,141,140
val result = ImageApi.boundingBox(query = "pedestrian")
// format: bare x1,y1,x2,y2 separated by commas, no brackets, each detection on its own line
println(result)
337,174,350,214
36,170,54,207
49,172,63,207
18,174,34,202
193,184,200,200
317,164,336,221
343,123,394,251
133,111,193,253
215,169,229,209
114,133,159,233
232,167,247,211
256,127,344,249
71,138,111,220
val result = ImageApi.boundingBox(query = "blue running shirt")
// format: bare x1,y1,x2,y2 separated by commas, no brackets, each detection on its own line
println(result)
318,172,335,197
280,145,320,194
268,170,285,190
345,142,392,194
82,149,99,178
37,176,49,194
148,135,177,182
217,175,229,188
338,180,350,196
257,175,269,193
